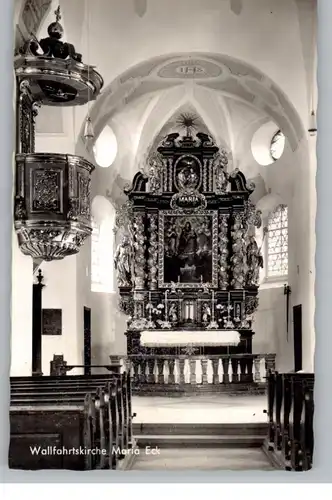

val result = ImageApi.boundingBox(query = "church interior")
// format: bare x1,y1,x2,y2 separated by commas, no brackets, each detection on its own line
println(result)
10,0,316,472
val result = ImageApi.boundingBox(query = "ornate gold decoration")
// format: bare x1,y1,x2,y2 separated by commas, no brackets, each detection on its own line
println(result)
230,213,246,289
213,150,229,194
146,153,163,194
147,214,158,290
14,153,94,260
114,200,134,235
133,213,146,289
218,213,230,289
176,113,200,137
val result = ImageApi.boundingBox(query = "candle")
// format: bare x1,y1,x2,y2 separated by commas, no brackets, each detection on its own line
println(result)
149,291,151,303
228,291,230,320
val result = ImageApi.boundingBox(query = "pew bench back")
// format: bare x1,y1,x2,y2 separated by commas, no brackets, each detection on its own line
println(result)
9,372,133,471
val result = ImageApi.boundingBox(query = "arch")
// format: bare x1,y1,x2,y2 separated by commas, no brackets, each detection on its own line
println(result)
136,87,232,169
93,125,118,168
75,52,306,157
91,195,116,293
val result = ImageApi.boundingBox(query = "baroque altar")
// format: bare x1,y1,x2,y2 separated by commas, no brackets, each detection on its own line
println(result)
115,125,263,355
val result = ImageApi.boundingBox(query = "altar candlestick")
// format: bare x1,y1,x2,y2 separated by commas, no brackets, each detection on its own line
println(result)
207,289,218,329
165,289,171,322
228,291,230,318
162,290,172,329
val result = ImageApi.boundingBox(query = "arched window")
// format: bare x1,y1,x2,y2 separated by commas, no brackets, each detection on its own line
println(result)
270,130,285,161
91,220,102,291
266,204,288,278
91,218,115,293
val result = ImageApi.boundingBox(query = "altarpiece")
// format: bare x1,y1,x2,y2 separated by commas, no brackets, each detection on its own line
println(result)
115,127,263,355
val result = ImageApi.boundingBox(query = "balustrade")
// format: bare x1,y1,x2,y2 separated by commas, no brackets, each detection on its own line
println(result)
265,371,314,471
124,353,275,391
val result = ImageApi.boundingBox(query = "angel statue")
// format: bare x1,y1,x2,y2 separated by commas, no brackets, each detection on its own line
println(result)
114,235,133,287
169,303,178,323
202,303,211,323
246,235,264,287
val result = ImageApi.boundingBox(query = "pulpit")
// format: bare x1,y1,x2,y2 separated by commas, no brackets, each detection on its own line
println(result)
114,121,263,357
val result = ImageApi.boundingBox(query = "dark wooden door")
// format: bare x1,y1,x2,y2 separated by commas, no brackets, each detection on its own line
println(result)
293,304,302,372
83,307,91,376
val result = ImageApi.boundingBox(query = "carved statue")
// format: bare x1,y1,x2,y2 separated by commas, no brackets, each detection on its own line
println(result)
246,235,263,287
213,150,229,194
202,303,211,323
169,303,178,323
114,235,133,287
216,168,229,194
147,154,162,193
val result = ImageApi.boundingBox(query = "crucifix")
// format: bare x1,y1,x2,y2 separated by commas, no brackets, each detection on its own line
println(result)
284,284,291,341
146,291,155,329
224,291,234,329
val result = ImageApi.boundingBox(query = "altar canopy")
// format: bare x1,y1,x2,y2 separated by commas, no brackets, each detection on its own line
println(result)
114,118,263,355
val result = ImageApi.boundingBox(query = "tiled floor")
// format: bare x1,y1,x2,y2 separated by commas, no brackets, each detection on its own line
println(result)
130,447,274,471
132,394,267,424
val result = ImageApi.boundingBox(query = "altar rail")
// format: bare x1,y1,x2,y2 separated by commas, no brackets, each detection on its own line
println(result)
263,371,314,471
124,353,275,394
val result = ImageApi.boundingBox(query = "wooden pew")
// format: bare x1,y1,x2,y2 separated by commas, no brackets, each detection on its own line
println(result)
9,372,133,470
264,371,314,471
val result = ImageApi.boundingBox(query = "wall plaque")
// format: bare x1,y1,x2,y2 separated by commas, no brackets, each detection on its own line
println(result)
42,308,62,335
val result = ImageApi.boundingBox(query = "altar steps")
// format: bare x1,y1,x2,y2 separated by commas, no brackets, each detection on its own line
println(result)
133,383,266,396
129,447,275,471
133,422,267,449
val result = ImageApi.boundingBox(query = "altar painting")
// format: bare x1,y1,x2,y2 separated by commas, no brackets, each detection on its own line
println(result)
159,211,218,288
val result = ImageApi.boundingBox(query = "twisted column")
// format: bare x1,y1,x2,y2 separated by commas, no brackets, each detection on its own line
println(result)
218,213,230,289
147,213,158,290
133,213,146,289
230,213,246,289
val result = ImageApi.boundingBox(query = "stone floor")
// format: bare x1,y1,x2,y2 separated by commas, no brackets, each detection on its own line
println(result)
130,447,274,471
132,394,267,424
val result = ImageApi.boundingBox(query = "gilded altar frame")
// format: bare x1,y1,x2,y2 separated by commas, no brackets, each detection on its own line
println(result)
158,209,219,289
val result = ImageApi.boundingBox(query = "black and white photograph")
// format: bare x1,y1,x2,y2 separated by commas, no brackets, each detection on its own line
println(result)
9,0,316,473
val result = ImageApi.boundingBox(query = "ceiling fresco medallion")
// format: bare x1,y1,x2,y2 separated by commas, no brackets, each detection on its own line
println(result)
158,60,222,79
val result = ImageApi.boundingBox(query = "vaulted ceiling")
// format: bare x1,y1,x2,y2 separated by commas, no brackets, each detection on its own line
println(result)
16,0,317,210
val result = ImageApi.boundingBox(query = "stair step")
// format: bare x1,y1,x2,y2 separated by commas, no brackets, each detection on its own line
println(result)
133,423,267,436
136,434,265,448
